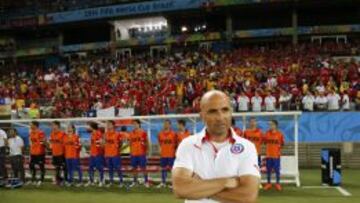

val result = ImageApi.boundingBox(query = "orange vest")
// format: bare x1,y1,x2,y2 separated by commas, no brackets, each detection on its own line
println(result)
64,134,81,159
50,131,65,156
104,131,122,157
129,129,147,156
264,130,284,158
30,130,46,155
244,128,263,154
90,130,103,156
158,130,177,158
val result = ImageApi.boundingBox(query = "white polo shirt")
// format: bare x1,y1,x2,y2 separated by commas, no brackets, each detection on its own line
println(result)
315,96,328,108
264,96,276,111
302,95,315,111
237,96,250,111
342,94,350,110
8,136,24,156
0,129,7,147
327,93,341,110
173,128,260,203
251,96,262,112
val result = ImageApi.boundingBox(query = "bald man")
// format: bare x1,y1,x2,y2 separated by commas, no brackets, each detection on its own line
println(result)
172,90,260,203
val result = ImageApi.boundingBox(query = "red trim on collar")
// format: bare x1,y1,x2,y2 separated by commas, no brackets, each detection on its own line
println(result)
202,130,235,144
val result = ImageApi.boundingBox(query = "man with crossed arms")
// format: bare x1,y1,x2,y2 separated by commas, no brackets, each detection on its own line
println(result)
172,90,260,203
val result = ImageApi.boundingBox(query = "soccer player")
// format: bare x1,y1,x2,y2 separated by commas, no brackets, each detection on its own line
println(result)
28,121,46,186
232,118,243,137
64,124,82,187
104,120,124,187
49,121,67,185
176,119,190,146
264,120,284,191
157,120,177,188
129,119,149,188
86,122,105,187
243,118,263,167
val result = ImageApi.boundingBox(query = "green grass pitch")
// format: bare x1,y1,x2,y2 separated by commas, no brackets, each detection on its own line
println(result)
1,169,359,203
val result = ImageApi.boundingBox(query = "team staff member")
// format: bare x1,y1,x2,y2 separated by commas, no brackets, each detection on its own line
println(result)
28,121,46,186
172,90,260,203
49,121,67,185
157,120,177,188
7,128,25,184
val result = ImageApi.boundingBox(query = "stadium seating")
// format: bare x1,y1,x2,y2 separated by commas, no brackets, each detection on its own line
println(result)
0,41,359,118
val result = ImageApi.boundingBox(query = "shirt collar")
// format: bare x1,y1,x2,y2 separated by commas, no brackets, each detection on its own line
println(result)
195,127,239,146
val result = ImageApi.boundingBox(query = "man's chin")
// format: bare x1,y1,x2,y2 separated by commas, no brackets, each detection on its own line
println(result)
211,130,228,137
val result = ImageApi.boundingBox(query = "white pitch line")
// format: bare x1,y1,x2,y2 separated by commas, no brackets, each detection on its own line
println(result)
302,186,330,189
336,186,352,197
302,185,352,197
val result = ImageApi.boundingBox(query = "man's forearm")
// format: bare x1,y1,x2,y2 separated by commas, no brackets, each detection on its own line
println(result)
173,177,232,200
212,188,257,203
211,177,259,203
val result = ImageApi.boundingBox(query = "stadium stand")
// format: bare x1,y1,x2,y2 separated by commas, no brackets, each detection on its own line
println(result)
0,41,359,118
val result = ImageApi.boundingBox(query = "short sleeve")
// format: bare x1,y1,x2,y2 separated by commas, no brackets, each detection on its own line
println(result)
173,140,194,172
0,130,7,139
237,142,261,178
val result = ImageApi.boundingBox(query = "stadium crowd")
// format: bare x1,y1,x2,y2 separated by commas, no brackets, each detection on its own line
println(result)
0,41,360,118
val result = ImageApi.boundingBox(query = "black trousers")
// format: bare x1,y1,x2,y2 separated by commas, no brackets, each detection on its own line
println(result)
52,155,67,182
10,155,25,182
0,147,7,179
29,154,45,182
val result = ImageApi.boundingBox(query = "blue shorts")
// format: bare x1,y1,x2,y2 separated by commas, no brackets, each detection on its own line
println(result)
89,156,104,170
130,155,147,169
266,158,280,172
66,158,81,170
160,157,175,169
105,157,121,169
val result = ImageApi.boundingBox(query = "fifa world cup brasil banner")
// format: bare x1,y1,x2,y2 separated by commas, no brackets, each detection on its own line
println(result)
45,0,207,24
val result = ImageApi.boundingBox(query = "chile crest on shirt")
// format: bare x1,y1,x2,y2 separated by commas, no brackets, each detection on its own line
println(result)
230,143,245,154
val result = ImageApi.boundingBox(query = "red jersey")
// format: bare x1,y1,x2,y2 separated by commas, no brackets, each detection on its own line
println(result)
264,130,284,158
90,130,103,156
129,129,148,156
30,129,46,155
64,134,81,159
158,130,177,158
244,128,263,154
50,130,65,156
104,130,123,157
